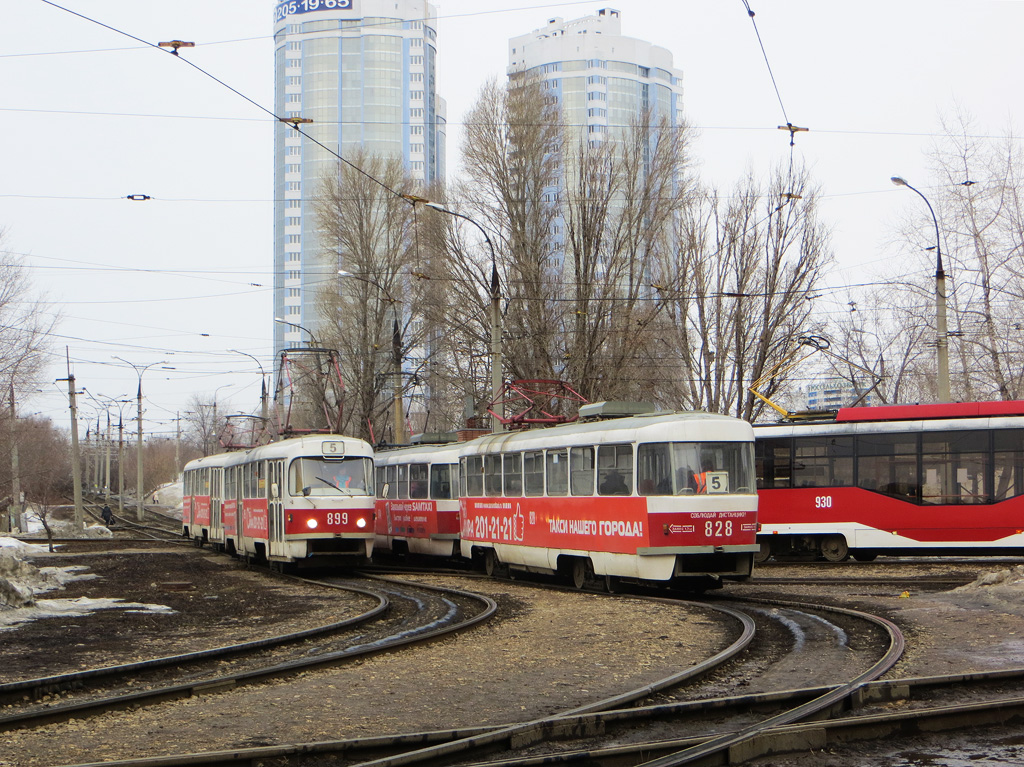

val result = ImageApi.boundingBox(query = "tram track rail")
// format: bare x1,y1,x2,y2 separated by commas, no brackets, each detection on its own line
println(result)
0,576,496,733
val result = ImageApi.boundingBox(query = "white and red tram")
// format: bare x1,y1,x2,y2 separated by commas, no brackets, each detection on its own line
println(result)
182,450,234,546
754,400,1024,561
374,441,462,558
458,406,759,589
182,435,376,567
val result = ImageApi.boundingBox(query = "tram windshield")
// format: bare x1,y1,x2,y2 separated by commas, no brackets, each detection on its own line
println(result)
290,456,374,497
637,441,755,496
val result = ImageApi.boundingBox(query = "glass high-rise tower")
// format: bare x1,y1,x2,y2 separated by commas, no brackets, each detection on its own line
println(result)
273,0,446,354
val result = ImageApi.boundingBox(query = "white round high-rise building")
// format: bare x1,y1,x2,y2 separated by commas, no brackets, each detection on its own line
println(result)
273,0,446,353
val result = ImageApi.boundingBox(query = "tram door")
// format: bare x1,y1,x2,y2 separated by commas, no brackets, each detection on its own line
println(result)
267,460,285,558
211,468,223,545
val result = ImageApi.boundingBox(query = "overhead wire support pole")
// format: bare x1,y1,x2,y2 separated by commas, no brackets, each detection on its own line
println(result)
59,348,85,530
403,195,504,434
338,271,405,445
891,176,950,402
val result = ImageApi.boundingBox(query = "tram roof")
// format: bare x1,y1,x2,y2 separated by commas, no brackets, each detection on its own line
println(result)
460,411,753,454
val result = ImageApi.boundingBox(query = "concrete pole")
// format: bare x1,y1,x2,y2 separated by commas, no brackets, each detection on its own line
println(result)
392,314,404,445
117,416,125,516
104,411,112,500
5,384,16,534
67,373,85,529
136,383,144,521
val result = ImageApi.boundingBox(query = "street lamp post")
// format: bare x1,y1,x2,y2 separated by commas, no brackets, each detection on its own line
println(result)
891,177,950,402
114,357,168,520
339,270,404,444
410,198,503,433
210,383,234,453
229,349,270,425
274,317,319,347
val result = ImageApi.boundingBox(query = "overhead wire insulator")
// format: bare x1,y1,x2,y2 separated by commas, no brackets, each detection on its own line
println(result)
778,123,809,147
126,194,151,201
158,40,195,56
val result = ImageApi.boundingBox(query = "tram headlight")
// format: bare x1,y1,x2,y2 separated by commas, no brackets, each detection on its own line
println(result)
356,517,367,529
307,518,319,530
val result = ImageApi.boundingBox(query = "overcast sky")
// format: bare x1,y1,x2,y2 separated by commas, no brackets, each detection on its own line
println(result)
4,0,1021,438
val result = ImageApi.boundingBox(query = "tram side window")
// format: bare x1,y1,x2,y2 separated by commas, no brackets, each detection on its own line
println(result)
597,444,633,496
792,436,854,488
385,465,398,499
921,430,989,505
463,455,484,496
857,432,920,502
570,447,595,495
485,454,505,497
430,464,456,499
503,453,523,496
375,467,387,497
546,449,569,496
409,463,429,499
397,464,409,499
993,430,1024,501
755,438,792,490
637,443,671,495
523,451,544,496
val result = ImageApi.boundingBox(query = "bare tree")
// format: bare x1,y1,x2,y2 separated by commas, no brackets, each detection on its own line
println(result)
656,163,832,420
0,232,58,418
926,111,1024,400
314,151,423,443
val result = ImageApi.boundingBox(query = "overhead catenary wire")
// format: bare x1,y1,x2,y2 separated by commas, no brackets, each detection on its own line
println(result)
37,0,407,206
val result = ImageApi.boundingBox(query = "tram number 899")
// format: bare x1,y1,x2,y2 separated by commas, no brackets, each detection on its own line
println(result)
706,520,733,537
327,512,349,526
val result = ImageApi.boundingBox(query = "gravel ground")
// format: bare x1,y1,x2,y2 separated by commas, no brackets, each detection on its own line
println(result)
1,549,734,766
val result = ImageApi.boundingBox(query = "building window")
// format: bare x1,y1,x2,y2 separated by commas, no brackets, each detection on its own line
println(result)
411,38,422,47
288,76,301,86
410,72,423,82
411,160,424,170
286,164,301,174
286,270,300,280
286,146,301,156
586,75,606,85
410,55,423,65
287,94,301,103
287,305,300,316
410,108,424,117
587,91,607,101
286,181,301,191
287,235,301,244
410,125,423,135
286,217,301,226
410,143,424,154
286,199,301,208
288,41,301,51
411,90,423,100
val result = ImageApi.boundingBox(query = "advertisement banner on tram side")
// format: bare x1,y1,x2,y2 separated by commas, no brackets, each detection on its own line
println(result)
222,500,238,537
193,496,211,526
758,487,1024,543
376,499,459,539
241,500,269,539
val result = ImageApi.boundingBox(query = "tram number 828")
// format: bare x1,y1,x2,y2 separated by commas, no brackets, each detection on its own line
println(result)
706,520,733,537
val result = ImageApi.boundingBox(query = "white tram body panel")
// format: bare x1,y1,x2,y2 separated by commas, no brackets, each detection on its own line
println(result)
374,442,462,558
457,411,759,585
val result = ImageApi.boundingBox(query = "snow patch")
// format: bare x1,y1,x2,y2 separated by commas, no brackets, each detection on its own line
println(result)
0,539,174,630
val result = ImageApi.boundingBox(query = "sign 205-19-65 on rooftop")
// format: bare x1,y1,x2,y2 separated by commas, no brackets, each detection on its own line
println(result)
275,0,353,23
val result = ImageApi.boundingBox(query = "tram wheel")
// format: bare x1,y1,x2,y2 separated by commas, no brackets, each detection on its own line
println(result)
570,558,587,590
753,540,772,564
604,575,617,594
852,551,878,562
820,535,850,562
483,549,499,577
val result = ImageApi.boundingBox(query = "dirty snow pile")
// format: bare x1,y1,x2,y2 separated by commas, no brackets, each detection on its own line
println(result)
0,538,90,609
945,565,1024,614
0,537,174,631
